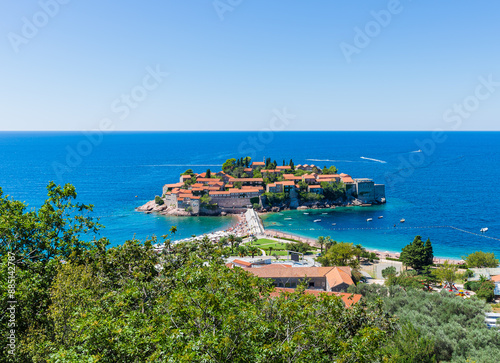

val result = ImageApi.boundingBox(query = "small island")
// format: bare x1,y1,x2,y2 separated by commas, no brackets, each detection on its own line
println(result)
137,157,386,216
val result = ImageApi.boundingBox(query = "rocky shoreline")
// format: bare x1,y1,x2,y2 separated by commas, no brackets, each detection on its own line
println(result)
136,198,378,217
136,200,230,216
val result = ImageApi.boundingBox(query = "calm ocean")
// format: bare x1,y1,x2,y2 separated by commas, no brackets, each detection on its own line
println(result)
0,131,499,259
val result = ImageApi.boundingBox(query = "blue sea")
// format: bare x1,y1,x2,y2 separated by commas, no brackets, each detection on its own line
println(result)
0,131,499,259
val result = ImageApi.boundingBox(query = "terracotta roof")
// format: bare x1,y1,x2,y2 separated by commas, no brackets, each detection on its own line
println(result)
341,176,354,183
270,288,362,307
232,178,264,182
181,175,192,179
491,275,500,282
276,181,296,186
252,162,265,166
244,168,253,172
164,182,184,188
276,166,291,170
197,178,221,182
209,191,231,196
302,175,316,179
317,174,340,179
244,265,334,278
228,188,262,193
283,174,303,180
245,265,354,289
325,267,353,288
308,185,322,189
232,259,253,267
261,169,281,173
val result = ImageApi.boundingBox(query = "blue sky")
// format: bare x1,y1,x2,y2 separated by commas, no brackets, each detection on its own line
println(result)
1,0,499,131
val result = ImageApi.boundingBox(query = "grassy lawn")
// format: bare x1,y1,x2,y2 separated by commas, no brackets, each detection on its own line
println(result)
250,239,288,249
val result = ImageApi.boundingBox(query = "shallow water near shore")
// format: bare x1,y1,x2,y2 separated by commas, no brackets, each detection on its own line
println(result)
1,131,499,258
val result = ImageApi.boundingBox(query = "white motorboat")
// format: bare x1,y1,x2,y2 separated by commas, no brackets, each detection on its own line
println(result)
366,218,373,222
332,223,336,226
481,227,488,233
284,217,292,220
400,219,405,223
304,212,309,215
313,219,321,222
378,216,384,219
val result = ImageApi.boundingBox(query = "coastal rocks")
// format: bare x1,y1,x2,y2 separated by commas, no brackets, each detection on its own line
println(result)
297,206,308,210
271,206,281,213
136,200,156,212
221,212,227,216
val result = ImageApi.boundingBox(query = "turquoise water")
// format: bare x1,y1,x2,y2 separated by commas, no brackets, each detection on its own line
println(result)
0,131,499,257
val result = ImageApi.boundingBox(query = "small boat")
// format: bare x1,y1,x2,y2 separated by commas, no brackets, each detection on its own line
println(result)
366,218,373,222
481,228,488,233
284,217,292,220
322,212,327,215
332,223,336,226
313,219,321,222
303,212,309,215
400,219,405,223
378,216,383,219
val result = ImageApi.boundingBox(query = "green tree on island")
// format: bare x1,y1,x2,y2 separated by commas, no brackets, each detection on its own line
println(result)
463,251,499,268
399,236,434,270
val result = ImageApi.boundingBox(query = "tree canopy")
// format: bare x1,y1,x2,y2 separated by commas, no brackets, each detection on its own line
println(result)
399,235,433,270
463,251,499,268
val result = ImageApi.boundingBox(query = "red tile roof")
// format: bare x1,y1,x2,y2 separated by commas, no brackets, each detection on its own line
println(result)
276,181,296,186
232,178,264,182
283,174,303,180
276,166,291,170
252,162,265,166
232,259,253,267
308,185,322,189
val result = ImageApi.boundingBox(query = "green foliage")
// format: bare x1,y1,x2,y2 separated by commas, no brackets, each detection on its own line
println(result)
222,158,236,173
250,196,260,205
463,251,499,268
382,323,436,362
348,284,499,362
263,192,287,206
181,168,195,176
399,235,434,270
299,191,324,202
286,241,312,254
322,165,338,174
382,266,397,279
317,242,359,268
154,195,164,205
433,260,458,284
320,181,345,201
205,168,211,178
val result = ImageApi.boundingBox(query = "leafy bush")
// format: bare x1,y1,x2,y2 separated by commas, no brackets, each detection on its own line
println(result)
347,284,499,362
382,266,397,279
250,196,260,205
155,196,164,205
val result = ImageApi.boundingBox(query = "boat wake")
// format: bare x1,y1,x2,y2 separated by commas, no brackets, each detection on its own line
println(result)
410,150,422,153
360,157,387,164
306,158,356,163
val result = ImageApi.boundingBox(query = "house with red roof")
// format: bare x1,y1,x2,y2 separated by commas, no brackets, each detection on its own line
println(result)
243,265,354,292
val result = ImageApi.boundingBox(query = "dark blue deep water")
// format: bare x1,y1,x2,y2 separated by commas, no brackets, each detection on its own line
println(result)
0,131,499,259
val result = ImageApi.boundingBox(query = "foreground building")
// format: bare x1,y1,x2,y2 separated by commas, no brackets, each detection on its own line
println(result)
243,264,354,292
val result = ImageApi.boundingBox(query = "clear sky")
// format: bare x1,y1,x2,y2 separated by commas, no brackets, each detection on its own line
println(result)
1,1,499,131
